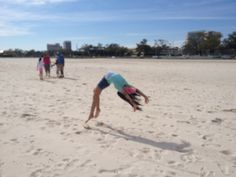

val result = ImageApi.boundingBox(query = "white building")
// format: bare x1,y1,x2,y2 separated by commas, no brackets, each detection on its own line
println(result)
47,43,62,52
63,41,72,51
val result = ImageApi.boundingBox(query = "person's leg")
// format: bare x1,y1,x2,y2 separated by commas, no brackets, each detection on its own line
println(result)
44,65,47,77
59,64,62,76
46,65,50,77
86,87,102,123
56,65,59,77
61,64,64,77
44,65,47,76
39,69,43,80
85,76,110,124
59,64,63,78
48,65,50,77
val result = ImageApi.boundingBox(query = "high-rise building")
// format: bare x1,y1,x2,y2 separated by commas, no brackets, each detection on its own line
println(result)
63,41,72,51
47,43,62,52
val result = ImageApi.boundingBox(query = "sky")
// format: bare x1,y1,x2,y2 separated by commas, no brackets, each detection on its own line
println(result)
0,0,235,51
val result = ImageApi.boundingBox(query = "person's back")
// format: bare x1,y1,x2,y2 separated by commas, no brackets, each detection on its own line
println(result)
56,54,64,65
43,54,51,77
37,57,44,80
56,53,65,78
105,72,129,92
37,57,44,69
43,55,50,65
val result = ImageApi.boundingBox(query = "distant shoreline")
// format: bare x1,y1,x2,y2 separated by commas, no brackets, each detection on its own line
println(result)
0,56,236,60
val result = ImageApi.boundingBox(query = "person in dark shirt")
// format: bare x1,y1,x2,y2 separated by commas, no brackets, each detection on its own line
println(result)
55,52,65,78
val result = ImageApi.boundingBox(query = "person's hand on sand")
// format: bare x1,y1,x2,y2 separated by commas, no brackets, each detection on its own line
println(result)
144,96,149,104
133,104,138,112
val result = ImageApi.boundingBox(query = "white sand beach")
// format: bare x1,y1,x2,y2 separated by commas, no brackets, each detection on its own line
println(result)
0,58,236,177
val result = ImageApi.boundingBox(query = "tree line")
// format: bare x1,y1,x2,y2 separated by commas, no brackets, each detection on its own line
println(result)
1,31,235,58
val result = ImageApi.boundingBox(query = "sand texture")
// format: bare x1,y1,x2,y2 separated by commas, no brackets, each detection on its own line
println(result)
0,58,236,177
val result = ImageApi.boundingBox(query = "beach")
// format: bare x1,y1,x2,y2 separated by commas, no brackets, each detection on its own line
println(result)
0,58,236,177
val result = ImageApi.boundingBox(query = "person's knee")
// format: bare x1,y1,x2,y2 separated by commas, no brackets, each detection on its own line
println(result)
93,87,101,97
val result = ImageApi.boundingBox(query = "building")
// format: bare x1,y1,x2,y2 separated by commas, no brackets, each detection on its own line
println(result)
63,41,72,51
47,43,62,52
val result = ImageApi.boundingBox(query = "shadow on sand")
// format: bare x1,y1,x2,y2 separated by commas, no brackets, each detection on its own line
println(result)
90,122,192,153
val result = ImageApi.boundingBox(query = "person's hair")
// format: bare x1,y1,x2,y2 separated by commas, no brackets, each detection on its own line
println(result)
117,92,142,111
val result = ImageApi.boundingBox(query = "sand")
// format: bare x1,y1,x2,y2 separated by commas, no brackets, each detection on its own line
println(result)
0,58,235,177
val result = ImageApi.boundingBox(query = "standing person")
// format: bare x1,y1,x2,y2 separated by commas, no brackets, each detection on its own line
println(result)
55,52,65,78
43,53,51,77
85,71,149,124
37,56,44,80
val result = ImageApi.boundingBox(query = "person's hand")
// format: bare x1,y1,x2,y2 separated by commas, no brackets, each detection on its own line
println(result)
133,104,137,112
144,96,149,104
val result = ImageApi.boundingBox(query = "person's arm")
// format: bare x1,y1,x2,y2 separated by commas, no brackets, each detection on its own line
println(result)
136,89,149,103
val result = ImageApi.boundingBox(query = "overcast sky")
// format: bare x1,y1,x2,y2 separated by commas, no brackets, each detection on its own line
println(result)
0,0,235,50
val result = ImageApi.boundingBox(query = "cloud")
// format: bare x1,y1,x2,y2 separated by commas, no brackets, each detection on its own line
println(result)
0,0,77,5
0,0,235,38
124,33,150,37
0,22,31,37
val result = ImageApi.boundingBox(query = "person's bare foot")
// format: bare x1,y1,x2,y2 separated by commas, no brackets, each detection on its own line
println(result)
83,123,91,129
85,114,94,123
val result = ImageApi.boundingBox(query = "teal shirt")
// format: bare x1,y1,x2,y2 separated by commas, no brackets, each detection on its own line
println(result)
105,72,128,92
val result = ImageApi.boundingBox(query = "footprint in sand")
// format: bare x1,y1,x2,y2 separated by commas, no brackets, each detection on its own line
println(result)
181,153,201,164
75,131,82,135
56,159,80,171
222,108,236,113
21,113,36,121
0,161,4,167
200,168,215,177
30,169,43,177
79,160,92,167
211,118,223,124
202,134,213,141
164,170,177,177
220,150,232,156
32,148,43,155
167,160,182,167
98,165,130,175
216,162,231,176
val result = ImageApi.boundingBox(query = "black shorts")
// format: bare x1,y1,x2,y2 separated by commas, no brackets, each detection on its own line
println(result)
97,77,110,90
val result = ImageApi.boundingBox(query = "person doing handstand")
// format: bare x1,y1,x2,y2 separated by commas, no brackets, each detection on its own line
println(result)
85,71,149,123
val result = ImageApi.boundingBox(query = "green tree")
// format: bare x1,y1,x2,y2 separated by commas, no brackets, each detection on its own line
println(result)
80,44,95,56
204,31,222,55
223,31,236,49
153,39,171,56
136,39,152,57
183,31,205,55
183,31,222,55
105,43,130,57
